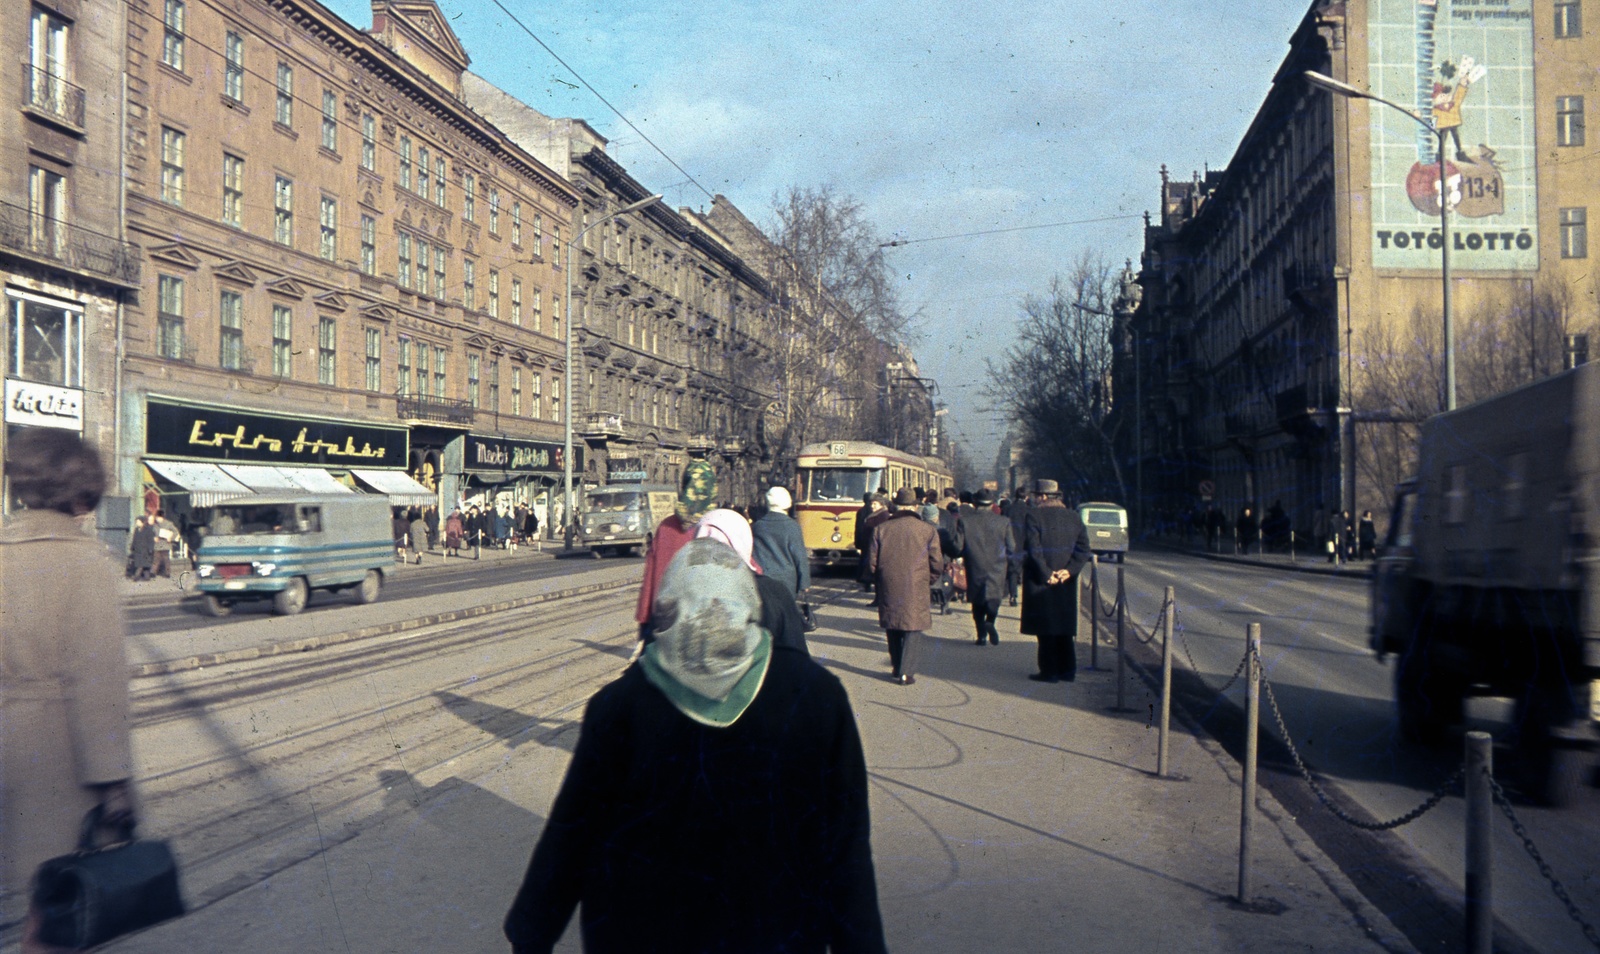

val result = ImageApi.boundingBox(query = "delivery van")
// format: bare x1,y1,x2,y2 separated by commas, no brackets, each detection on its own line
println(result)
1077,502,1129,562
580,483,676,557
194,494,395,616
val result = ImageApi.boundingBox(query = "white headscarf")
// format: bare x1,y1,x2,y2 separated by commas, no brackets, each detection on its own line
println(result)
694,508,760,572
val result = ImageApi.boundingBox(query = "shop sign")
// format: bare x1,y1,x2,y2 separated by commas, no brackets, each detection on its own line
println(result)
464,434,574,474
5,379,83,431
146,397,408,464
607,456,648,482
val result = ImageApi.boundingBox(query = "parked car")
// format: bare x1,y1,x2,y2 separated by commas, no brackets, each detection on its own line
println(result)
1077,502,1129,563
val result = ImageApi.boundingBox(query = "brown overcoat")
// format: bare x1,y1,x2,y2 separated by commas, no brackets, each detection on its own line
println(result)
868,511,943,632
0,510,133,907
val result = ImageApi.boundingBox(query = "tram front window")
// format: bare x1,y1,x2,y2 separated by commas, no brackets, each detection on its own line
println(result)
806,468,882,503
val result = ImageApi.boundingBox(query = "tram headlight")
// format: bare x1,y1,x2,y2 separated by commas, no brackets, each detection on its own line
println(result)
831,530,841,543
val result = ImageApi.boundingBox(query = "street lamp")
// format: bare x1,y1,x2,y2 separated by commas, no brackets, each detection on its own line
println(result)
1304,70,1455,411
562,193,662,550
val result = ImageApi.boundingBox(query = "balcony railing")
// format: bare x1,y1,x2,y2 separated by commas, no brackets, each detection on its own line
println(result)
396,392,475,426
21,64,85,130
0,201,140,287
581,412,625,438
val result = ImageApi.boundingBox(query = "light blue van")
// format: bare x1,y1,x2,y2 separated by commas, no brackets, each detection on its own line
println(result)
194,494,395,616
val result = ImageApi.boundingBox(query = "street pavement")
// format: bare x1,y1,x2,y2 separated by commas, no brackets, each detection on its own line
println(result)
102,543,1414,953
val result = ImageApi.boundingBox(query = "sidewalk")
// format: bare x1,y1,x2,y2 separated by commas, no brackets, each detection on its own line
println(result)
1142,534,1374,580
107,574,1415,953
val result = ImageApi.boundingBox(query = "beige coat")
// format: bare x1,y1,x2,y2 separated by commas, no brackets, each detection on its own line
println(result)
0,510,132,907
869,511,944,632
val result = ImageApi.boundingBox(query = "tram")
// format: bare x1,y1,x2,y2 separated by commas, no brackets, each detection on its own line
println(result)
793,440,953,567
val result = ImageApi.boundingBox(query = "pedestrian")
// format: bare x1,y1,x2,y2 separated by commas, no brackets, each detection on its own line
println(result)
424,504,440,550
128,512,158,580
467,505,484,559
1005,487,1031,607
408,508,427,565
750,486,810,600
1342,510,1358,563
938,499,963,559
503,539,886,954
1,429,137,953
444,508,464,558
635,460,717,645
1358,510,1378,560
1327,508,1344,564
391,508,410,563
917,489,939,524
151,509,179,578
1235,506,1257,555
956,487,1016,646
869,487,943,685
522,504,540,551
1021,478,1092,683
697,508,809,655
853,492,883,592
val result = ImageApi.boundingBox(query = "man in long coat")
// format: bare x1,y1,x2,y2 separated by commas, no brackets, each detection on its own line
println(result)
1020,479,1092,682
955,488,1015,645
868,488,943,685
1005,487,1032,606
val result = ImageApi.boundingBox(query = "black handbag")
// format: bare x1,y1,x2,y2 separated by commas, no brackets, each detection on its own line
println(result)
799,601,819,633
32,806,185,949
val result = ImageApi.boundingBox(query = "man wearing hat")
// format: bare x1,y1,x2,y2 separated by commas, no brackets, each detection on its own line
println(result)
1020,478,1092,682
954,488,1016,645
751,485,810,600
868,487,944,685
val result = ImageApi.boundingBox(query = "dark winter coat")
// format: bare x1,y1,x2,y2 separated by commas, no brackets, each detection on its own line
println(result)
955,509,1016,604
750,511,810,598
869,511,942,632
756,572,809,656
503,651,885,954
1020,501,1092,637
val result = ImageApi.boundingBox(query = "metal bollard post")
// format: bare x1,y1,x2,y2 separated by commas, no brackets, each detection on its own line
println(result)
1465,731,1493,954
1157,585,1175,778
1289,530,1296,563
1089,556,1101,671
1238,623,1261,904
1114,563,1127,710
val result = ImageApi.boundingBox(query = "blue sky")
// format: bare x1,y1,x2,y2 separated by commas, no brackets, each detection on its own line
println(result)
324,0,1311,472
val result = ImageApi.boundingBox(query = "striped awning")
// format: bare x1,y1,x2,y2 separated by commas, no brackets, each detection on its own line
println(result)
143,460,253,507
220,464,354,496
350,469,436,506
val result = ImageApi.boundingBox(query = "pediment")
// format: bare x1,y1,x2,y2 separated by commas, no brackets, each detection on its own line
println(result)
213,261,261,285
463,333,493,349
509,348,529,363
148,243,202,270
377,1,469,72
360,303,397,324
314,291,350,311
265,276,310,298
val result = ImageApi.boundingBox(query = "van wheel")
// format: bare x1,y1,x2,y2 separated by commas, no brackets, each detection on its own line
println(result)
203,594,232,618
354,570,382,605
273,578,309,616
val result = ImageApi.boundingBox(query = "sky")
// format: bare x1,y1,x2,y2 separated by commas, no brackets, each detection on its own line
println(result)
324,0,1312,473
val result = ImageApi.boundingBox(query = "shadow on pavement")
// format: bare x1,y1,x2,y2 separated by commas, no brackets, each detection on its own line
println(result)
433,691,579,753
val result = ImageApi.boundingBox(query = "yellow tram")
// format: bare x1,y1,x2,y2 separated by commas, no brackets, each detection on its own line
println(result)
793,440,953,566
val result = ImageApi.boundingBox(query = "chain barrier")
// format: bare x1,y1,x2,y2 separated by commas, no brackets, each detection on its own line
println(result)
1258,662,1463,830
1486,774,1600,950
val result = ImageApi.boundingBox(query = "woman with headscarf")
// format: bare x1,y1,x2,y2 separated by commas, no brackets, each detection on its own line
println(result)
633,460,717,643
505,540,885,954
696,508,809,655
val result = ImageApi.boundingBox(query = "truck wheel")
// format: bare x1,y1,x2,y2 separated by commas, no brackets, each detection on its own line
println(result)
273,578,309,616
353,570,381,605
1544,746,1591,808
1514,694,1584,806
1394,652,1451,745
203,594,232,618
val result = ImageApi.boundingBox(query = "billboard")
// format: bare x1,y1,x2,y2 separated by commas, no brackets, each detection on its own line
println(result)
1368,0,1537,271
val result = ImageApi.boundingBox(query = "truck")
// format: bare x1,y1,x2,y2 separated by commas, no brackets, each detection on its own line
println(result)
1370,362,1599,804
578,483,676,557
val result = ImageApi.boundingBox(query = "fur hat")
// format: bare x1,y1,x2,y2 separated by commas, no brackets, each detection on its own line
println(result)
1032,478,1061,497
765,486,792,512
893,487,918,507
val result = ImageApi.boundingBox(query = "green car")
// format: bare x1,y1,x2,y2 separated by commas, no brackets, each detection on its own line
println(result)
1077,502,1129,563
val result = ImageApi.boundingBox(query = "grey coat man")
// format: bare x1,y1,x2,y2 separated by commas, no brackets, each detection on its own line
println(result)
869,490,943,684
955,489,1015,645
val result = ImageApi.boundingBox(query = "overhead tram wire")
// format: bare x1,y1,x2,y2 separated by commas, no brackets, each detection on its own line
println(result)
879,213,1144,248
486,0,716,203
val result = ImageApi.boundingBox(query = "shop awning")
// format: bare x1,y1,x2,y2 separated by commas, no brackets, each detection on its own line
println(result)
220,464,353,496
350,469,436,506
144,460,253,507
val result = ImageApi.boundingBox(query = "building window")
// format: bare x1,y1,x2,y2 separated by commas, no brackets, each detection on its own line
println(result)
219,290,244,370
318,317,337,385
433,345,446,397
533,212,543,252
512,203,522,246
417,146,430,196
29,8,69,120
464,258,477,310
1556,0,1582,37
398,337,412,396
272,305,293,377
8,291,82,387
489,269,500,319
434,157,445,207
221,154,244,228
399,137,412,190
416,240,432,297
511,279,522,327
512,367,522,415
321,90,338,151
224,31,244,102
434,250,446,301
552,295,560,337
162,0,185,70
398,232,412,289
553,226,562,264
489,359,500,410
160,127,185,206
319,197,338,261
531,372,542,419
361,113,375,170
1557,96,1586,147
489,187,501,235
532,288,542,333
360,215,376,275
1561,207,1588,258
463,172,476,222
415,341,428,396
27,165,65,257
468,354,480,407
275,62,293,126
274,177,293,245
365,327,381,391
157,276,184,360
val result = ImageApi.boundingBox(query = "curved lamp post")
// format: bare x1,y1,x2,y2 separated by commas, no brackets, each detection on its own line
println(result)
1304,70,1454,411
562,193,662,551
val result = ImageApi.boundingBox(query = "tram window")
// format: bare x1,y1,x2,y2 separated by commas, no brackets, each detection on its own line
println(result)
807,468,882,502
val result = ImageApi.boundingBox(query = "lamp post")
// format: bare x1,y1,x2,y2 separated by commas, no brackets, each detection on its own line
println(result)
1304,70,1455,412
562,193,662,551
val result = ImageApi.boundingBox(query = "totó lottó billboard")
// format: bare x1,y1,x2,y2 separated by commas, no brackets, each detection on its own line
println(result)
1368,0,1537,271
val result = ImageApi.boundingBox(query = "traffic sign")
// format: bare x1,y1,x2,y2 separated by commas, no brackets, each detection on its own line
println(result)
1198,479,1215,498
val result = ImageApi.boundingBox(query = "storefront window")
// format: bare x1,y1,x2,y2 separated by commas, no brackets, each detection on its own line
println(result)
8,291,81,387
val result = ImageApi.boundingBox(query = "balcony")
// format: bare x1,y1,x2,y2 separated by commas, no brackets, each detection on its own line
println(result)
396,392,475,426
581,412,625,439
21,64,85,132
720,436,746,455
0,201,140,288
687,433,716,452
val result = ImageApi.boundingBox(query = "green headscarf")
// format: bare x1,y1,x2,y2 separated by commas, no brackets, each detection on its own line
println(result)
676,459,718,522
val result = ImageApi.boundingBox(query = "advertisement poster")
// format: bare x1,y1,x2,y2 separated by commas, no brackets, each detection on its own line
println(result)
1368,0,1537,270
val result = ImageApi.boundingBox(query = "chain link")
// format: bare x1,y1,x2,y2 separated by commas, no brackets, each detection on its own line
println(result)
1486,773,1600,950
1259,662,1463,830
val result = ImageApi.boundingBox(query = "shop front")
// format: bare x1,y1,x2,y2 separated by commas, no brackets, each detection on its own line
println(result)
449,433,577,539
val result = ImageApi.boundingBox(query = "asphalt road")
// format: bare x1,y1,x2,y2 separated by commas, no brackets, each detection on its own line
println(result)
1108,549,1599,954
